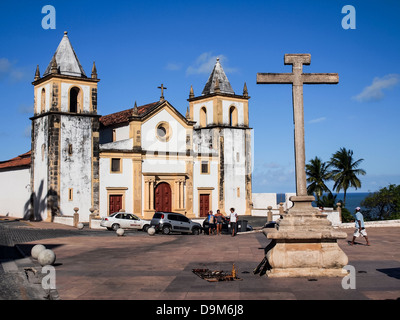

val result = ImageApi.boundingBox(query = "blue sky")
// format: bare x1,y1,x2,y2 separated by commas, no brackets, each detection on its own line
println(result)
0,0,399,193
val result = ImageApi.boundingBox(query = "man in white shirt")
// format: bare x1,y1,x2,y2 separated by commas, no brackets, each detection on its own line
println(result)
229,208,238,237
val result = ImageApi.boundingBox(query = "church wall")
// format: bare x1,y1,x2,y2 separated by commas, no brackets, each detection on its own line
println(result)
114,125,130,141
192,158,219,216
222,128,247,215
99,156,133,217
142,157,186,174
60,82,91,113
35,83,51,114
0,167,31,218
32,116,49,221
141,109,187,153
222,100,244,126
59,115,93,221
192,100,213,127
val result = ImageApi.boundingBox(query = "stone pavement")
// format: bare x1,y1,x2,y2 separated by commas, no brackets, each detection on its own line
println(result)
1,217,400,302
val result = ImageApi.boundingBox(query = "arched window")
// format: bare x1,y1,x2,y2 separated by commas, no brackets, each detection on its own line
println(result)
69,87,81,113
200,107,207,127
40,88,46,113
229,106,238,126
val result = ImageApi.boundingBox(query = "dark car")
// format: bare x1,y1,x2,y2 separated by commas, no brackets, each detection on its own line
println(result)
150,212,202,235
202,217,253,234
264,221,277,229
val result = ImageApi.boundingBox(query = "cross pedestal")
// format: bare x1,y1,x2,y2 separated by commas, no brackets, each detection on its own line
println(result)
256,54,348,277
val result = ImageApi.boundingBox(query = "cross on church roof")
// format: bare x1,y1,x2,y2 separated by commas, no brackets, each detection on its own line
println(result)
158,84,167,101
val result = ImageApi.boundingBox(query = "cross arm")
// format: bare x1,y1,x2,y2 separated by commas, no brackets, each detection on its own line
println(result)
257,73,294,84
302,73,339,84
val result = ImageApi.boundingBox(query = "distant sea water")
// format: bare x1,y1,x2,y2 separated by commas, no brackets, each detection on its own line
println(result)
276,192,373,210
317,192,372,211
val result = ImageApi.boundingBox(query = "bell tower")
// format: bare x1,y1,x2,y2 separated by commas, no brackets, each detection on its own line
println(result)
188,58,252,215
31,31,100,222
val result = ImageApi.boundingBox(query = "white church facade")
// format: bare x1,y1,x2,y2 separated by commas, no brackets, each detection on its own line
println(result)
0,32,253,222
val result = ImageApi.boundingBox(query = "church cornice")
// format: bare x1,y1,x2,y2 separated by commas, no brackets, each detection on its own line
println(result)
194,124,252,130
30,111,101,121
187,92,250,102
32,73,100,86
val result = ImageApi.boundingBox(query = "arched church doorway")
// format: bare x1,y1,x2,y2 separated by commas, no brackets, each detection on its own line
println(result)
155,182,171,212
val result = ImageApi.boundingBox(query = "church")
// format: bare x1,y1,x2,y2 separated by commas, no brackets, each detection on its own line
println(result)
0,32,253,223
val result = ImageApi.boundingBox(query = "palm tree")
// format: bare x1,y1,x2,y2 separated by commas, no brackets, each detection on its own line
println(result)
329,148,366,207
306,156,332,203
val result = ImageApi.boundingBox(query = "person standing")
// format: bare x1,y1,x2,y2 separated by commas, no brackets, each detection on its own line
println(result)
229,208,238,237
350,207,370,246
214,209,225,235
207,210,216,235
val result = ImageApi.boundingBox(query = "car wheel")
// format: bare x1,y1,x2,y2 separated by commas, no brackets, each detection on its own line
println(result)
162,226,171,235
142,224,150,232
192,228,200,235
112,223,120,231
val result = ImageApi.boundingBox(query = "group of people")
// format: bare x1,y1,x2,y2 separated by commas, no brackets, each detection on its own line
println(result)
206,208,238,237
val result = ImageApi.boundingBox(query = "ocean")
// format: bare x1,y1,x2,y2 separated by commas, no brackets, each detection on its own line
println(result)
276,192,373,210
319,192,372,210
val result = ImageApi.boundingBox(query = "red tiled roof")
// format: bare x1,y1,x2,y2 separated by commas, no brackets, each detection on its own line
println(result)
0,151,31,170
99,102,160,127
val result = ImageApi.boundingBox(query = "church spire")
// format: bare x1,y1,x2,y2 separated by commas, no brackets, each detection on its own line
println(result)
91,61,97,79
50,55,58,74
34,65,40,81
132,101,138,116
202,58,234,96
189,85,194,99
243,82,248,97
43,31,87,78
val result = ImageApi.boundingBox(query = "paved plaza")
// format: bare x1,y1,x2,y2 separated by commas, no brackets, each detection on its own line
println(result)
1,217,400,302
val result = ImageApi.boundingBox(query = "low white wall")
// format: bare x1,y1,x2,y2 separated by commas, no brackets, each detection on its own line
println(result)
340,219,400,228
90,218,105,229
321,209,341,227
53,215,74,227
0,167,31,219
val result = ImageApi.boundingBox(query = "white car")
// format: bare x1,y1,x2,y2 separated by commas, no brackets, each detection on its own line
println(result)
100,212,151,232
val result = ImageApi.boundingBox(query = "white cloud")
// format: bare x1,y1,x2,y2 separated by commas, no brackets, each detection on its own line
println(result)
0,58,12,72
308,117,327,124
353,74,399,102
0,57,30,83
165,62,182,71
186,52,237,75
252,162,295,193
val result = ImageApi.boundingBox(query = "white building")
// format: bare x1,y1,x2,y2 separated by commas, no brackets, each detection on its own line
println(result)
0,32,252,222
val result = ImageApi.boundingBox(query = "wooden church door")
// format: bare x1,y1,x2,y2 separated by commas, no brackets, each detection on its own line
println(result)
155,182,171,212
199,194,210,217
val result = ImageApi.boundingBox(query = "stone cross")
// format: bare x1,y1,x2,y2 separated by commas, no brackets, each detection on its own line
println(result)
158,83,167,101
257,54,338,197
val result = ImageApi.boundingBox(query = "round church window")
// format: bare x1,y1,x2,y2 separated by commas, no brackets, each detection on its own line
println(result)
156,122,171,142
157,125,167,137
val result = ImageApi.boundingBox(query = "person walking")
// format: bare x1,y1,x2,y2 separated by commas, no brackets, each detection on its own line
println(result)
207,210,216,235
214,209,225,235
229,208,238,237
350,207,370,246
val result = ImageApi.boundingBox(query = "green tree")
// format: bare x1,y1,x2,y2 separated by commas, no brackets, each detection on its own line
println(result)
329,148,366,207
361,184,400,220
317,192,337,209
306,156,332,203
